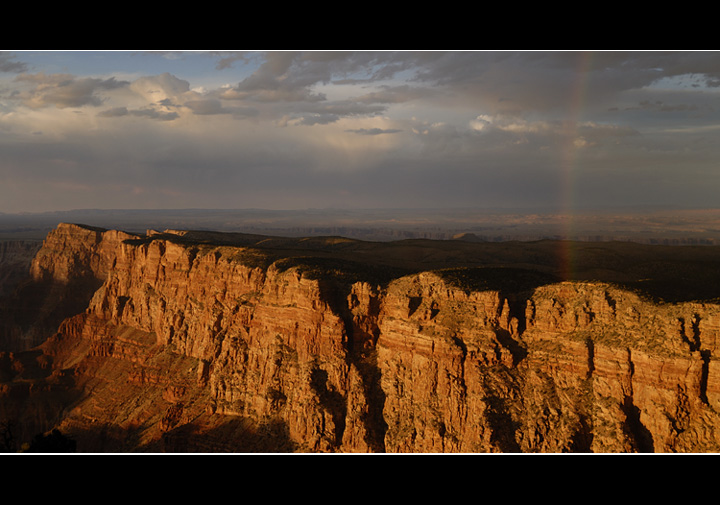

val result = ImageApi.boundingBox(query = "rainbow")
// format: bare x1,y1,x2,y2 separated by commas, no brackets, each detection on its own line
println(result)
558,51,595,281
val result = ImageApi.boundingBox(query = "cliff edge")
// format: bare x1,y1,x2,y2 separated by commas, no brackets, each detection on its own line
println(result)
2,222,720,452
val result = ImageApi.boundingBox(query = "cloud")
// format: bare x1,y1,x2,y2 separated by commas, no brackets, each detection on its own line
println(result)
129,72,190,104
228,52,329,103
12,72,128,109
2,51,720,213
354,84,437,104
96,105,178,121
183,98,226,115
96,106,129,117
469,114,555,134
279,100,388,126
345,128,402,135
182,98,259,119
224,51,427,105
402,51,720,119
0,52,27,73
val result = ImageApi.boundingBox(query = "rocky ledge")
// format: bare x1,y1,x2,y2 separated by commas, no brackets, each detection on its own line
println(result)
1,222,720,453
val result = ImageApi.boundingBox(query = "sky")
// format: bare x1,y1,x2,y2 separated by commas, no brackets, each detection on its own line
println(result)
1,50,719,214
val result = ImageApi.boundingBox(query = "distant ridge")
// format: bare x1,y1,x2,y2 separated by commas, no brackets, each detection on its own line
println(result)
1,207,720,244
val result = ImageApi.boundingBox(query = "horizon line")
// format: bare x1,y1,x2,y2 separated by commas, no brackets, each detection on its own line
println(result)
3,204,720,216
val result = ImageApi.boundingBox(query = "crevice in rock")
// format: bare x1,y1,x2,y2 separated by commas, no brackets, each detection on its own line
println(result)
344,288,388,452
351,348,388,452
309,366,346,447
494,328,526,366
699,349,710,405
407,296,422,317
679,314,709,405
506,294,527,336
679,314,703,352
586,338,595,379
483,391,521,452
603,290,617,316
621,394,654,453
451,335,468,388
569,414,593,452
313,276,388,452
691,313,701,348
495,293,531,365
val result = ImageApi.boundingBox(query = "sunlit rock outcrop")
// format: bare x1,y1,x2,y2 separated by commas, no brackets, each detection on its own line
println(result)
2,223,720,452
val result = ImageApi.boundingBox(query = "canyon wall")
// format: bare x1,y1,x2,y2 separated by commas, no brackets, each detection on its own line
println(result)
2,223,720,452
0,240,41,296
0,240,42,351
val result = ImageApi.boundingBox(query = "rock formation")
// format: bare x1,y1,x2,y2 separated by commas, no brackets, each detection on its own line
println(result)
1,222,720,452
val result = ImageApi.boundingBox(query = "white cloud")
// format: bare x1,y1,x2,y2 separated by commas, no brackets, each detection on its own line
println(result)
469,114,493,131
128,72,191,106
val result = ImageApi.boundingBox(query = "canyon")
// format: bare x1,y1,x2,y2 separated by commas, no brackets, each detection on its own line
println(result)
2,222,720,452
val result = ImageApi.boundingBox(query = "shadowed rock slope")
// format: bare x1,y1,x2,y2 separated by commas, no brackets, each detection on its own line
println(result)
2,223,720,452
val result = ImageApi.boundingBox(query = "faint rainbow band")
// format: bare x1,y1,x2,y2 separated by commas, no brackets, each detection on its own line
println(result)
559,51,594,281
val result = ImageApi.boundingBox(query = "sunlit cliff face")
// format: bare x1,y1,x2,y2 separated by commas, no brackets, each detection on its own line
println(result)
5,223,720,452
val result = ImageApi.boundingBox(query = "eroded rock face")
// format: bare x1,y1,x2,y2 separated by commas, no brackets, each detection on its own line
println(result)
2,223,720,453
520,283,720,452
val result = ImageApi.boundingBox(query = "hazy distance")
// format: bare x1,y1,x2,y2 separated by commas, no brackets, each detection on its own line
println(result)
2,206,720,245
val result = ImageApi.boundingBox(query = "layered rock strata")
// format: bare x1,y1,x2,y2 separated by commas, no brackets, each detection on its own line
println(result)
2,223,720,452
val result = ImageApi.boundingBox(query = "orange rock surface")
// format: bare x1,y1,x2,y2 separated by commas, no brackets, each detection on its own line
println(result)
2,223,720,452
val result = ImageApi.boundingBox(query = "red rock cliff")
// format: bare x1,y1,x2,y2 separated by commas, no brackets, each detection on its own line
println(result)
2,223,720,453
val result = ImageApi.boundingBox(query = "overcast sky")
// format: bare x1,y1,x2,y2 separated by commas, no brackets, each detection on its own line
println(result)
1,50,719,213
